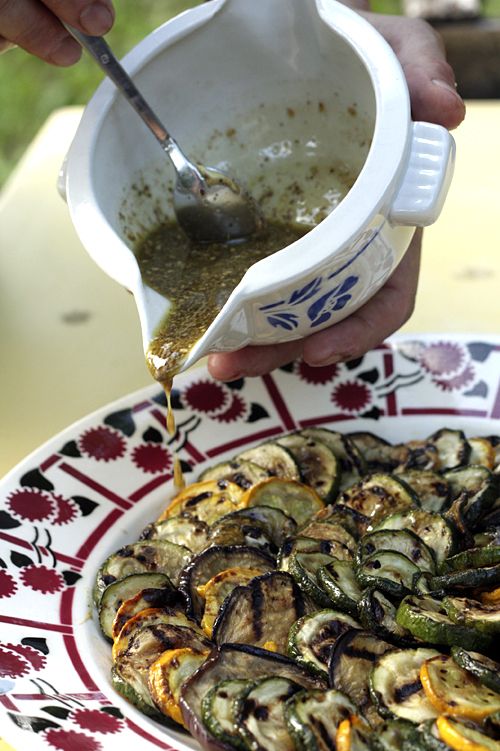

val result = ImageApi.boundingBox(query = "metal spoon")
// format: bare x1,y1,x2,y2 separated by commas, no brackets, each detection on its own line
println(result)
66,25,262,244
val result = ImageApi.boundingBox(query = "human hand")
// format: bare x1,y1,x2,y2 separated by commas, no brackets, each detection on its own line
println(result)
0,0,115,66
207,7,465,381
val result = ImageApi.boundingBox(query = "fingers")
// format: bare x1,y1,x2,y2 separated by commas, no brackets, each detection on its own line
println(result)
0,0,114,66
364,13,465,130
208,231,422,380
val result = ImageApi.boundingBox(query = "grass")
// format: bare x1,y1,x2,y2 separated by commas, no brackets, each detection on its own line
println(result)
1,0,499,187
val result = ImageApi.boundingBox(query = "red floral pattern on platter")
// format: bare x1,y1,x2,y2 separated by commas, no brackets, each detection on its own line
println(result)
0,569,17,598
131,443,173,474
70,709,124,735
433,363,476,392
6,488,55,522
214,393,248,423
419,341,464,375
0,645,30,678
297,360,339,384
6,642,47,671
51,494,79,525
183,379,229,415
20,564,65,594
44,728,103,751
79,427,126,462
331,380,372,413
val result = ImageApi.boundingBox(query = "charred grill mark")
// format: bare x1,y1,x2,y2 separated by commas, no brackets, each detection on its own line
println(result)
344,645,383,662
394,678,423,703
185,491,213,508
310,716,336,747
251,581,265,640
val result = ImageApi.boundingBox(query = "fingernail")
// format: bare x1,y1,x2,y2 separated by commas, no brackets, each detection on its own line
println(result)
50,37,82,66
432,79,462,99
80,2,114,35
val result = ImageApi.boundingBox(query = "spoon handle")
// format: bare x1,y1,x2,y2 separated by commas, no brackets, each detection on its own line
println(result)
65,25,201,182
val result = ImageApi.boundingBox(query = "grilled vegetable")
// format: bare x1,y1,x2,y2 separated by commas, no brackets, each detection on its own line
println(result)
428,428,471,470
235,676,300,751
436,715,500,751
369,647,441,723
179,544,275,622
345,432,406,472
336,715,373,751
396,595,492,651
443,596,500,636
358,589,418,647
236,442,300,480
197,567,266,637
201,678,254,750
420,654,500,720
140,516,210,553
356,550,421,599
288,609,360,677
286,688,357,751
198,459,270,488
444,465,498,525
371,719,415,751
94,540,191,605
329,629,393,726
218,505,297,549
212,571,306,652
243,478,324,526
451,647,500,693
207,515,273,553
300,427,366,490
468,437,497,469
179,644,325,747
317,560,362,617
372,509,455,565
97,572,174,640
149,647,209,726
158,480,246,525
299,520,357,552
276,433,340,502
279,536,351,605
440,546,500,574
431,563,500,592
356,529,436,574
336,474,416,528
112,607,206,661
394,470,450,513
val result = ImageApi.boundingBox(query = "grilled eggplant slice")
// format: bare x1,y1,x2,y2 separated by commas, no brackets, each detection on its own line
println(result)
329,629,392,726
179,544,275,622
288,609,360,677
179,643,326,748
396,595,492,651
356,550,421,598
451,647,500,693
197,567,267,638
317,560,362,617
276,433,340,502
198,459,270,489
356,529,436,574
420,653,500,720
212,571,307,652
243,478,324,526
337,474,417,528
201,678,254,751
149,647,209,726
394,470,450,513
443,595,500,636
369,647,441,723
98,572,174,640
94,539,191,605
285,688,357,751
236,442,300,480
235,676,301,751
140,516,210,553
158,480,246,525
358,589,418,647
371,509,455,566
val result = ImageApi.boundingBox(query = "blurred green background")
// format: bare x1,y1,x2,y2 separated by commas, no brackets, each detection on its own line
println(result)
0,0,499,187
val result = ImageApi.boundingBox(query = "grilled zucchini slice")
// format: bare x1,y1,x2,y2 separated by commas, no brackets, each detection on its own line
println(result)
218,505,297,549
288,609,360,677
420,653,500,720
427,428,471,470
356,529,436,574
394,470,450,513
243,478,324,526
198,459,270,488
396,595,492,651
440,545,500,574
279,535,352,605
317,559,362,617
236,442,300,480
431,562,500,591
197,566,266,638
148,647,209,726
158,479,246,525
444,465,498,526
329,629,392,727
344,432,406,472
212,571,306,653
436,716,500,751
443,595,500,636
369,647,441,723
276,433,340,502
112,607,206,661
299,520,357,552
285,688,357,751
358,589,418,647
179,544,275,622
371,719,415,751
207,514,273,553
94,539,191,605
201,678,254,750
451,647,500,693
139,516,210,553
356,550,421,598
337,474,417,528
98,572,173,641
235,676,301,751
299,427,366,490
371,509,455,566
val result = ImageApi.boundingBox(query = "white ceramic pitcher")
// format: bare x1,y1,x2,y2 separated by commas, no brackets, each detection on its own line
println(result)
60,0,455,372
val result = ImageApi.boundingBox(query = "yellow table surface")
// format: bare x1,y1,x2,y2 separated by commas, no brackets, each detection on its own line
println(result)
1,101,500,484
0,101,499,751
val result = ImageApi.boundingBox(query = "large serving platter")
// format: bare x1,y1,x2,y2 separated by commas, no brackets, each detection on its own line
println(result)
0,334,499,751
